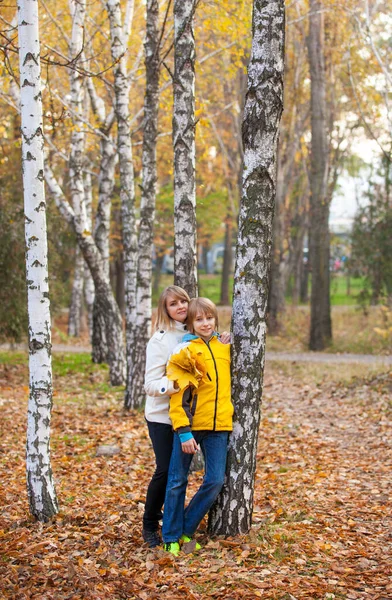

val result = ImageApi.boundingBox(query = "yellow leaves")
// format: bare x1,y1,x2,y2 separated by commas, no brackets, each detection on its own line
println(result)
167,346,208,390
373,325,392,339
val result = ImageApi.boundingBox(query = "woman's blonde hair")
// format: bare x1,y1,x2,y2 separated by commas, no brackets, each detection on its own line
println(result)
155,285,191,331
187,297,219,333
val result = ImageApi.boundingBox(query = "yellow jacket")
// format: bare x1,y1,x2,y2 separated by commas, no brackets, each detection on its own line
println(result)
167,334,233,433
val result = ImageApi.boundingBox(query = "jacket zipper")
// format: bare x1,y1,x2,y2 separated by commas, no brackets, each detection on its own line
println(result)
204,339,218,431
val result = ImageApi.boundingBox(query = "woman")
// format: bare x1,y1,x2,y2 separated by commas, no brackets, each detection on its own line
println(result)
142,285,190,547
142,287,230,548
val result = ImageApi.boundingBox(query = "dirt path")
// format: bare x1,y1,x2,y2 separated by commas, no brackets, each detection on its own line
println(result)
2,343,391,365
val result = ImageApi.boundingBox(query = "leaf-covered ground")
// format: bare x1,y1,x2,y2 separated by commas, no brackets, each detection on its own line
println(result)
0,355,391,599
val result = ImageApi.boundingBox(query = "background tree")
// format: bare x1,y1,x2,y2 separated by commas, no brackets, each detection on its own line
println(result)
172,0,198,298
18,0,59,521
351,157,392,305
209,0,285,536
126,0,160,409
307,0,332,350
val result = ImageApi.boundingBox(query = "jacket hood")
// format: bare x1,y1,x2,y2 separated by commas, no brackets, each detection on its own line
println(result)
182,332,219,342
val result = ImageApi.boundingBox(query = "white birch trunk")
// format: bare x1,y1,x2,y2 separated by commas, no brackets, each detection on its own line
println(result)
107,0,139,401
18,0,59,521
125,0,160,409
91,137,116,361
86,78,116,360
68,245,85,337
84,172,95,339
209,0,285,536
173,0,198,298
66,0,125,384
68,0,87,236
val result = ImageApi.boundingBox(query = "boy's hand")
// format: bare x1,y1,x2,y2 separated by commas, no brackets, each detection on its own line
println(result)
219,331,231,344
181,438,200,454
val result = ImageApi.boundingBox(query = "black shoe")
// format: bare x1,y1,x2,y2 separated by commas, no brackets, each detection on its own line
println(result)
142,529,161,548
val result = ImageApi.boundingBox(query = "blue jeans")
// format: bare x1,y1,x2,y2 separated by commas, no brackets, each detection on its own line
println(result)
162,430,229,543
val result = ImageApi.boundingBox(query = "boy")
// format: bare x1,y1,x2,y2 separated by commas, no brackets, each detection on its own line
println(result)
162,298,233,555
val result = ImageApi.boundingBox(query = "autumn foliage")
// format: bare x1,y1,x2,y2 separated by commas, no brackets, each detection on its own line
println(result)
1,353,391,599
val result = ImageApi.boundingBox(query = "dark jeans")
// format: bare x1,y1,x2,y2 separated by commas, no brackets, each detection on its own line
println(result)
143,420,174,532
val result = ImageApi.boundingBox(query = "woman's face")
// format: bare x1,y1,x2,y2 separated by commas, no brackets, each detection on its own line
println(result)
166,294,189,323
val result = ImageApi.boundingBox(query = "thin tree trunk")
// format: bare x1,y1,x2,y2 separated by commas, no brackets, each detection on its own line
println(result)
107,0,139,401
173,0,198,298
18,0,58,521
268,166,286,333
68,0,87,341
125,0,160,409
68,246,84,337
44,3,125,384
45,169,125,386
87,78,117,359
115,253,125,316
209,0,285,536
84,172,95,340
220,211,233,305
153,251,164,296
307,0,332,350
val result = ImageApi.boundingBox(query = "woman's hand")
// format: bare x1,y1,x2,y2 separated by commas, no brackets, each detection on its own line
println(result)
219,331,231,344
181,438,200,454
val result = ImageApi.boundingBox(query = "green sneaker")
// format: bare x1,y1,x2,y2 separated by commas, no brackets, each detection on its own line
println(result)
163,542,180,557
180,535,201,551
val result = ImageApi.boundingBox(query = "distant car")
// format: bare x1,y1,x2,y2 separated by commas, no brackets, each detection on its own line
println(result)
162,248,174,274
207,244,236,274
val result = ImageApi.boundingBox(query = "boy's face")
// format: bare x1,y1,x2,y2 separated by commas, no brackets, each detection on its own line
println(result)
193,312,216,341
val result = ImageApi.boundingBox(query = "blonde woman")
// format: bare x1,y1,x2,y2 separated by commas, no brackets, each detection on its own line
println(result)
142,285,191,547
142,287,230,548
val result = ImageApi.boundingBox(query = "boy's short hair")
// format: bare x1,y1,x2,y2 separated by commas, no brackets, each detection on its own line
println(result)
187,297,219,333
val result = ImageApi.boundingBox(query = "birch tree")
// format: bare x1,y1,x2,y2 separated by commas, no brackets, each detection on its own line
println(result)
83,172,95,339
209,0,285,536
86,77,117,361
106,0,139,404
307,0,332,350
44,0,126,386
125,0,160,409
18,0,59,521
173,0,198,298
68,247,84,337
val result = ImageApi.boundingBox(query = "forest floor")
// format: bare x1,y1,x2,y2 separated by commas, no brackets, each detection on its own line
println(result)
0,354,391,600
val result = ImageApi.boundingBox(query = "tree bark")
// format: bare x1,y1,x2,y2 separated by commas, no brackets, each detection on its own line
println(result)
173,0,198,298
125,0,160,409
44,169,126,386
83,172,95,340
18,0,59,522
209,0,285,536
68,245,85,337
86,78,117,360
107,0,139,401
220,211,233,305
307,0,332,350
267,156,286,334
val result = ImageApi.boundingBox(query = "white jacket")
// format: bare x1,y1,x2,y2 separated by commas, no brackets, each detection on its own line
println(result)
144,321,187,424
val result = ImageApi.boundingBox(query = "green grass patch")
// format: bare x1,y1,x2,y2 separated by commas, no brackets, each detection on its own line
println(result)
153,273,367,307
52,352,107,376
0,351,26,366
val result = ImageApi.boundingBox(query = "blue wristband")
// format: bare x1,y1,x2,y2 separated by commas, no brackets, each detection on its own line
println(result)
179,432,194,443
